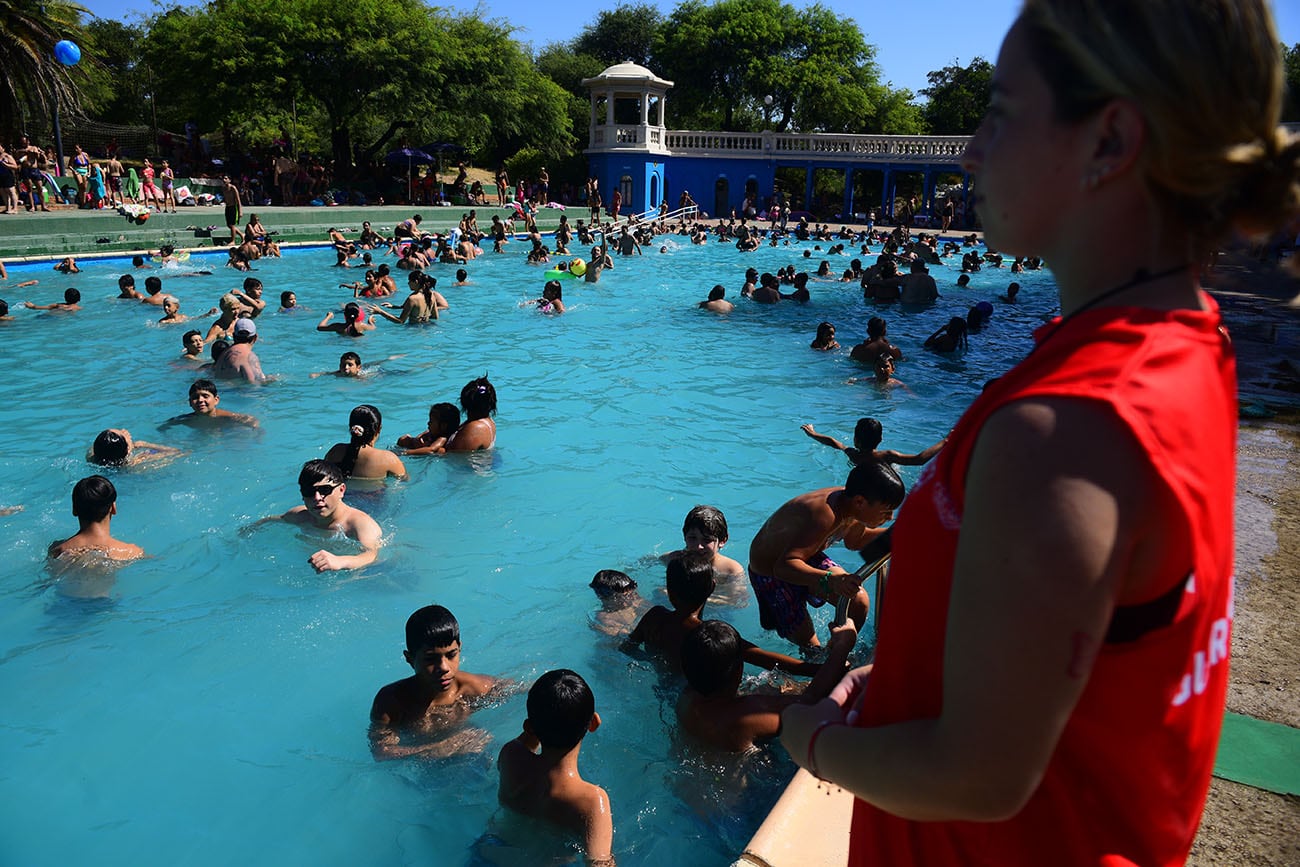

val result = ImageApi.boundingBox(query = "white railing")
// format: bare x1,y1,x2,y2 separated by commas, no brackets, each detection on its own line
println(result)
647,129,971,164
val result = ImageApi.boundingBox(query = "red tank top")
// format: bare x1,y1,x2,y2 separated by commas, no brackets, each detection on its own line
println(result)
849,299,1236,867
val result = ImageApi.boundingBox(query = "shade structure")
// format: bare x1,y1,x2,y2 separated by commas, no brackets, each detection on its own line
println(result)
384,148,436,202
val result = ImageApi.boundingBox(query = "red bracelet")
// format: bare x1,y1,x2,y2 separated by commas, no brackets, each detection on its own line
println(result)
806,720,842,780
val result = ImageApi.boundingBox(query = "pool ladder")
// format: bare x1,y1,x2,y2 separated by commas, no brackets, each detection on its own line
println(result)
833,544,892,630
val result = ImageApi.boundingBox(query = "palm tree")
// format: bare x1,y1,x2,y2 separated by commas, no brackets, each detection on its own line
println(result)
0,0,91,138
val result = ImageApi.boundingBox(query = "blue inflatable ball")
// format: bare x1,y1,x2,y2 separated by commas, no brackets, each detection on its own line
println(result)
54,40,81,66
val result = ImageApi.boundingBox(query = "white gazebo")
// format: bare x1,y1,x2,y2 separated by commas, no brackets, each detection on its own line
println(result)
581,61,674,155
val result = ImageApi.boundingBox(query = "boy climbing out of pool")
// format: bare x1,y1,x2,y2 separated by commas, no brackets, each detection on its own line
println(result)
48,475,145,561
497,669,614,866
248,460,382,572
800,417,946,467
747,462,905,647
369,604,500,760
676,618,856,752
162,379,259,429
396,402,461,456
625,557,819,676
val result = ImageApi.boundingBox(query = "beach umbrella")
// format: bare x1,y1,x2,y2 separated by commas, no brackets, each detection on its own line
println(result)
384,148,436,202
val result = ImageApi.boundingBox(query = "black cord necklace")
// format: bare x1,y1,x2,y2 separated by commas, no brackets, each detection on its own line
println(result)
1032,263,1190,356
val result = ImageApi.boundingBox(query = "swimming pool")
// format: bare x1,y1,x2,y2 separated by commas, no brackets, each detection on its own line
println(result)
0,234,1059,865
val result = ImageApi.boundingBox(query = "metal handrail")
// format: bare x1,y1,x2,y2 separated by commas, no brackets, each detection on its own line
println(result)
833,551,891,630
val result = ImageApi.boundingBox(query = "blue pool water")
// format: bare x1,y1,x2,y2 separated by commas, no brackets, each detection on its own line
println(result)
0,235,1059,865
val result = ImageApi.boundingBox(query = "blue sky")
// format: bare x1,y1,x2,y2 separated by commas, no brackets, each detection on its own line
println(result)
78,0,1300,100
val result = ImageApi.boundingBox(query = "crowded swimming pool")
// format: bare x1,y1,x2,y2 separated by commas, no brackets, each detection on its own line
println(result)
0,233,1059,865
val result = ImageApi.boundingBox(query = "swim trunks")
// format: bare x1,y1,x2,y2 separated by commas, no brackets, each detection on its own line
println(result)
748,552,838,639
225,204,240,226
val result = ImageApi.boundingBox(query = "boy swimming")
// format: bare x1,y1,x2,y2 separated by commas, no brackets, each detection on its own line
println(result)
161,379,259,428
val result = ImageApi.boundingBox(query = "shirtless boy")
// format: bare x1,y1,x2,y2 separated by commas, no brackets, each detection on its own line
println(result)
801,417,946,467
48,475,144,561
25,288,80,312
747,462,905,647
162,379,259,429
698,285,735,313
88,428,184,467
255,460,381,572
660,504,745,590
369,604,499,760
497,669,614,866
676,619,855,752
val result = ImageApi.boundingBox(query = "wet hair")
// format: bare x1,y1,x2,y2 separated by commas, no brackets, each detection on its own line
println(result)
0,300,7,316
460,375,497,420
280,291,295,308
542,280,562,301
707,284,725,301
456,269,468,281
681,620,743,696
209,339,229,362
118,274,135,290
666,557,715,611
339,404,382,476
144,275,162,295
843,460,906,509
131,255,144,267
182,329,201,346
1018,0,1300,246
590,569,637,597
63,288,80,304
956,274,971,288
816,321,835,339
242,277,262,292
429,402,460,433
853,417,884,450
343,302,362,323
404,604,460,652
72,474,117,522
340,351,361,367
91,430,130,466
189,378,218,398
683,505,728,542
526,669,595,751
298,459,344,491
866,316,887,339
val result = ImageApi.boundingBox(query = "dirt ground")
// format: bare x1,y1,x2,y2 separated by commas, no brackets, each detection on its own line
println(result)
1186,253,1300,866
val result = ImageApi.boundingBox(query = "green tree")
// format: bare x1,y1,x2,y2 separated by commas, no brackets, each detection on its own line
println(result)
0,0,94,137
572,4,663,67
1283,42,1300,123
80,18,148,124
920,57,993,135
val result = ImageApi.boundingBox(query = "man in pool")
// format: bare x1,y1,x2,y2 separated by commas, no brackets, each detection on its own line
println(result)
212,318,266,383
88,429,184,467
698,285,734,313
163,379,259,428
747,462,905,647
48,475,144,561
255,460,381,572
369,604,500,760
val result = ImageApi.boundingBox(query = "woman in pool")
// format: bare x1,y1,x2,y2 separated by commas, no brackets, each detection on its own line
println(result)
923,316,968,353
779,2,1298,864
324,405,406,480
528,280,565,315
317,302,375,337
445,376,496,452
369,276,438,325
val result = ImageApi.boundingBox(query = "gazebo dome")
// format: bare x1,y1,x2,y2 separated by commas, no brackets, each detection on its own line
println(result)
582,61,673,90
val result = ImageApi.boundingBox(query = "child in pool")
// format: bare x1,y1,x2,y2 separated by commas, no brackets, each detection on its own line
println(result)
48,475,144,561
810,321,839,350
660,504,745,580
801,417,946,467
369,604,500,760
396,402,460,456
88,428,184,468
180,329,205,360
161,379,258,429
529,280,565,315
589,569,647,637
310,351,363,379
625,557,818,676
497,669,614,866
24,287,80,312
676,619,856,752
246,460,382,573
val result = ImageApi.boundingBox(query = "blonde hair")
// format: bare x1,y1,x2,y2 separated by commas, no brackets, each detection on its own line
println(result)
1019,0,1300,246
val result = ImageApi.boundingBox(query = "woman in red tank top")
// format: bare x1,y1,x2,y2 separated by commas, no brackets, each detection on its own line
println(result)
779,3,1299,865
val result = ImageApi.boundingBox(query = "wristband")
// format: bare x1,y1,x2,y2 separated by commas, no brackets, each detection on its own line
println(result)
807,720,842,780
820,569,834,598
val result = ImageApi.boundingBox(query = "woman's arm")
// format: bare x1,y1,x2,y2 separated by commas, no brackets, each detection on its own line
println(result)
781,398,1151,821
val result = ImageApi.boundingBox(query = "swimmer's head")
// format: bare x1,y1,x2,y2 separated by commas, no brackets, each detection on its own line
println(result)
681,620,743,696
131,255,144,267
182,330,203,354
526,669,597,751
956,274,971,288
590,569,637,598
90,429,132,466
209,339,229,362
280,291,296,308
343,302,362,323
542,280,562,301
1007,282,1021,299
219,292,242,314
843,461,906,523
162,295,180,315
118,274,135,290
456,269,468,282
682,505,729,545
428,402,460,435
0,299,8,316
347,404,382,442
853,417,884,451
242,277,262,295
707,285,725,301
666,557,715,612
189,378,219,402
71,474,117,523
232,318,256,342
63,288,80,305
144,275,162,295
338,352,362,376
403,604,460,653
816,321,835,341
460,375,497,420
866,316,887,339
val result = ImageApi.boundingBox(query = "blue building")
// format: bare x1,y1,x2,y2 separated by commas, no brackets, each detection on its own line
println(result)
582,62,973,224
